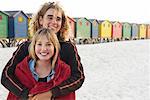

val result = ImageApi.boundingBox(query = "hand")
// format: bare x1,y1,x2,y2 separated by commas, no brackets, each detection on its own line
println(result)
31,91,52,100
28,94,34,100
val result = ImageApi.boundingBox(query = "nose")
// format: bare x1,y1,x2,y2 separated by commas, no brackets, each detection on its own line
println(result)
51,18,57,24
41,45,47,51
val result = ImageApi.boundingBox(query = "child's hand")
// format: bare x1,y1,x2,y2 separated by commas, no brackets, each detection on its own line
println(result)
28,94,34,100
30,91,52,100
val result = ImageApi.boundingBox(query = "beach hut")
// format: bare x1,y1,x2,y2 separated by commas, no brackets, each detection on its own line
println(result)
89,19,99,43
74,17,92,44
100,20,112,42
67,16,76,40
98,20,103,39
147,24,150,39
131,23,139,40
122,22,131,40
0,11,9,38
5,10,28,38
112,21,122,41
139,24,147,39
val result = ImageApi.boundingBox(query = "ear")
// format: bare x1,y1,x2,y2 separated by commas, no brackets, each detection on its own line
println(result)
39,16,43,26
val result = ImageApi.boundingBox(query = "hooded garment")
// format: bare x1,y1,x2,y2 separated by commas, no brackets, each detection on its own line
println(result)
7,56,75,100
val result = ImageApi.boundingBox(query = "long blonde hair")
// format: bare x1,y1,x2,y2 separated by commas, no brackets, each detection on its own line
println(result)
29,2,69,41
29,28,60,69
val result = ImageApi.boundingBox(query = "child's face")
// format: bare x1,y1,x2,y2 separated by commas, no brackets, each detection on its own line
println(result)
35,35,54,61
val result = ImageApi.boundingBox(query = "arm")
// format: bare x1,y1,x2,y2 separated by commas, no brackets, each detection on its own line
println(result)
1,41,30,99
51,41,85,97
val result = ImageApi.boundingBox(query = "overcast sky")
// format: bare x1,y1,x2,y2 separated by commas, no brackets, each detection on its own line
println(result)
0,0,150,23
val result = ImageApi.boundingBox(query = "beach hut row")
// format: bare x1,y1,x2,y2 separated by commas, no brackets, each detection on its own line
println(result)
0,10,150,47
68,17,150,44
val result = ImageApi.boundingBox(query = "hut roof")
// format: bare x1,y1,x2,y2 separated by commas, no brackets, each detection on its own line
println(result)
26,13,33,18
5,10,28,18
0,11,9,16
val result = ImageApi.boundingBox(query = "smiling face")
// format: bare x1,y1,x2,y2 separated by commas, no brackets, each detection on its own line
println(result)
39,8,62,35
29,28,60,68
35,35,54,61
29,2,69,41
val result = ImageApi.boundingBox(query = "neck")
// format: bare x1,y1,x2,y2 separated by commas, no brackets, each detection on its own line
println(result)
36,60,52,69
35,60,52,78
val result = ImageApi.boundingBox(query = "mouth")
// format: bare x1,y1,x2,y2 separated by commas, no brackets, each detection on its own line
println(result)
50,27,56,31
40,52,49,56
48,24,57,30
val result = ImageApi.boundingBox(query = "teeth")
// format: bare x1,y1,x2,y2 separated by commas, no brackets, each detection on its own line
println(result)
40,53,47,56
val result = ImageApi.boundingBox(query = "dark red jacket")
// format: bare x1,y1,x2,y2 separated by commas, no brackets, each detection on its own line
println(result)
7,56,75,100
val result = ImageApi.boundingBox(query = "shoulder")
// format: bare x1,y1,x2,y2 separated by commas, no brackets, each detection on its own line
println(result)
18,41,31,49
55,57,70,71
59,59,70,67
59,41,79,62
57,56,70,67
16,56,31,71
11,41,31,58
17,56,30,66
60,41,77,51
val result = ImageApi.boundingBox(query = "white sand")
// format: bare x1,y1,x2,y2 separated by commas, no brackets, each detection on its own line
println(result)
0,39,150,100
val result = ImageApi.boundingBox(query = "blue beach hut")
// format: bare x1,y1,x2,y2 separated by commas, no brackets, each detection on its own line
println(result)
5,10,28,38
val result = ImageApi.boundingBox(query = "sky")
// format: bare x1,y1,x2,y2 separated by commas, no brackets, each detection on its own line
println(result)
0,0,150,24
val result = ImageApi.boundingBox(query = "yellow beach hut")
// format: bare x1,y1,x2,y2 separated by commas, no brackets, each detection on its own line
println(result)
99,20,112,42
139,24,147,39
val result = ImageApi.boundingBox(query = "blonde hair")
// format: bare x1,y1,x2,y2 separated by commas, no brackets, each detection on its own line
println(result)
29,2,69,41
29,28,60,69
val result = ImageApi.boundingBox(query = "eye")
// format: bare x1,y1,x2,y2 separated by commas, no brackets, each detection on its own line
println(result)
47,43,51,46
36,43,42,46
57,17,62,21
46,42,52,46
48,17,53,20
47,15,53,20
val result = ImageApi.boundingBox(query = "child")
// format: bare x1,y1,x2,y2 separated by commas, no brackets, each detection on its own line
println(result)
7,28,75,100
